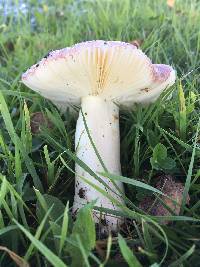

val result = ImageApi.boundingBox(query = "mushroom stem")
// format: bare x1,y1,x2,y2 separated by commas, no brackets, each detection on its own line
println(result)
73,96,124,232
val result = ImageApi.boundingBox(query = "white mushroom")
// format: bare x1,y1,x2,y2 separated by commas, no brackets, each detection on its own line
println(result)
22,40,176,232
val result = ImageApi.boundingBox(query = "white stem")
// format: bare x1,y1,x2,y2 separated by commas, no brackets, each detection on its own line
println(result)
73,96,125,232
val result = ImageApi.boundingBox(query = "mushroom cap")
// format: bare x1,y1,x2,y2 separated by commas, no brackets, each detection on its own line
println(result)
22,40,176,110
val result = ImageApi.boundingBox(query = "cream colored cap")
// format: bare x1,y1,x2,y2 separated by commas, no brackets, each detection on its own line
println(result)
22,40,176,109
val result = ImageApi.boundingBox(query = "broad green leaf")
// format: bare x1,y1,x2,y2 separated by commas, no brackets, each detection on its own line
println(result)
67,203,96,267
49,221,62,253
159,157,176,170
150,143,176,170
147,129,160,148
153,143,167,161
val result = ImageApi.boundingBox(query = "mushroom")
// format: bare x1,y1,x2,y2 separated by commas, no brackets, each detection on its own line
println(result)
22,40,176,232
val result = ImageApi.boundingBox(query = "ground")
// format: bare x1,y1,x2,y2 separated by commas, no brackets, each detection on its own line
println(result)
0,0,199,266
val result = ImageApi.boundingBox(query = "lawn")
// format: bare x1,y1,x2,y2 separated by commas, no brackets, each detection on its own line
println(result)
0,0,199,266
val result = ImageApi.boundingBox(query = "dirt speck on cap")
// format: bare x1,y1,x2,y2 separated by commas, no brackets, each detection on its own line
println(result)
78,188,86,199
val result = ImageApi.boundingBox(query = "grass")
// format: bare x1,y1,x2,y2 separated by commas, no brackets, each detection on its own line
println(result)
0,0,200,266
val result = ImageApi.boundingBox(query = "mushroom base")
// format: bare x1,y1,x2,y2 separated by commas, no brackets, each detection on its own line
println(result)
73,96,125,233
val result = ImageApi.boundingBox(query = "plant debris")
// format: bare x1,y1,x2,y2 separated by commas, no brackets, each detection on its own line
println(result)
30,112,53,134
139,175,190,224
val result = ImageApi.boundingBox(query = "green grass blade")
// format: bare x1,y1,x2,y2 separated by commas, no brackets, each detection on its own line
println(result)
118,234,142,267
180,119,200,213
24,206,54,260
178,81,187,141
13,220,68,267
58,202,69,257
168,245,195,267
100,172,166,196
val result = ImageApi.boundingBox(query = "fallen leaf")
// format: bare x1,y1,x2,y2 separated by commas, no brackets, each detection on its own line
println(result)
0,246,29,267
139,175,190,224
30,112,53,134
